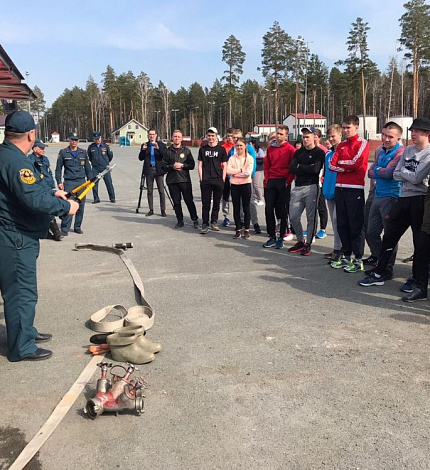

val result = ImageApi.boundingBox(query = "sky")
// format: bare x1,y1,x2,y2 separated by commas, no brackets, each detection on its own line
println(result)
1,0,410,107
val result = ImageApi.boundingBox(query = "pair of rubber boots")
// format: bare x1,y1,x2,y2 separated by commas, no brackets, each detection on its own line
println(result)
107,325,162,364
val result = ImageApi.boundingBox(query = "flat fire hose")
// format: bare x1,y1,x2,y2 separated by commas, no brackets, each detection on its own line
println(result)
9,243,155,470
75,243,155,332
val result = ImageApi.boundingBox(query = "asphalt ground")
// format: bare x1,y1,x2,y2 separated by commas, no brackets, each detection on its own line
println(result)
1,144,430,470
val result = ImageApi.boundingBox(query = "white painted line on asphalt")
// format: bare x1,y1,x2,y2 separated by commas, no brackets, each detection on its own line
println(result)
9,354,104,470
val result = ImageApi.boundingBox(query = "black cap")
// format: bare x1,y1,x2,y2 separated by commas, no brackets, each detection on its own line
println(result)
93,131,101,138
33,139,48,149
301,126,317,134
409,118,430,132
5,111,36,133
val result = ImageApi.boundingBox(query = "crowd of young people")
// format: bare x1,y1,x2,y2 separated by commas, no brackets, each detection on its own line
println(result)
142,115,430,304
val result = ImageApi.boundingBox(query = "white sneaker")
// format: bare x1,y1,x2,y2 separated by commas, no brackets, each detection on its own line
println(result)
283,231,294,241
256,200,265,206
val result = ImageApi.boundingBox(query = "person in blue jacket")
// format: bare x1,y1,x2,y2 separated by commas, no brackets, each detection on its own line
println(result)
55,132,92,235
0,111,79,361
87,131,115,203
29,139,63,241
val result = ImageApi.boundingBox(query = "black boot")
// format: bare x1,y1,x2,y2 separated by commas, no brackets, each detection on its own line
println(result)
49,219,63,241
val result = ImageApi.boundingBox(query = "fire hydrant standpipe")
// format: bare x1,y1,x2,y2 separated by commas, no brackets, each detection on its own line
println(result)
84,362,147,419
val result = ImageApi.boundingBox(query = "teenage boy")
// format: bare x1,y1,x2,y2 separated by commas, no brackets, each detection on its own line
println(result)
162,130,199,229
198,127,228,234
359,118,430,290
263,125,296,249
362,122,404,279
329,115,369,273
322,124,343,262
288,126,326,256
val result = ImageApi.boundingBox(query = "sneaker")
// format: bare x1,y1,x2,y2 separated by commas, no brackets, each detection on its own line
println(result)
243,230,250,239
60,230,68,236
330,256,350,269
363,255,378,265
303,231,307,237
358,272,385,286
344,259,364,273
401,277,417,293
301,243,311,256
283,231,294,242
210,222,220,231
254,223,262,234
74,229,84,234
316,229,327,239
324,251,335,260
256,200,265,206
263,237,276,248
222,217,230,227
193,220,199,229
288,241,305,253
402,287,428,302
200,224,209,235
174,221,184,229
146,210,154,217
275,238,284,249
233,230,242,239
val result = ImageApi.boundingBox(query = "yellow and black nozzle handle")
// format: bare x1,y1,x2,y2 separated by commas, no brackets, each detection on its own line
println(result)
66,164,116,203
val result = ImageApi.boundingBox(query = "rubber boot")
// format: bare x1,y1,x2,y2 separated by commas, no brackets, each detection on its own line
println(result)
49,219,63,241
107,332,155,364
114,325,162,354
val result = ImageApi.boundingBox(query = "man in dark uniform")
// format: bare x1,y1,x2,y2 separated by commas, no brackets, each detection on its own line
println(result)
138,129,167,217
55,132,92,235
162,129,199,229
29,139,63,241
0,111,79,361
87,131,115,204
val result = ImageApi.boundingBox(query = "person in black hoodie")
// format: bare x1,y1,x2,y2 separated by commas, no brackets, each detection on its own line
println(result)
288,126,326,256
138,128,167,216
162,130,199,229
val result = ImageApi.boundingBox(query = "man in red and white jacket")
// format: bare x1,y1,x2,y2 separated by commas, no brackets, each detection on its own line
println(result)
329,115,369,272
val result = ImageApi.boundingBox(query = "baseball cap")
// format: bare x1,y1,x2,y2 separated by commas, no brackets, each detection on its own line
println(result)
33,139,48,149
5,111,36,133
207,127,218,134
409,118,430,132
69,132,79,140
301,126,317,134
93,131,101,138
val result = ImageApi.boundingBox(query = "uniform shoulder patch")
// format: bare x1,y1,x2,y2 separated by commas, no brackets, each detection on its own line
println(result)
20,168,36,184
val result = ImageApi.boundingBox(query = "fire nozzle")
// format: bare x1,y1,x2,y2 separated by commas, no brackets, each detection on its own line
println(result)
84,363,147,419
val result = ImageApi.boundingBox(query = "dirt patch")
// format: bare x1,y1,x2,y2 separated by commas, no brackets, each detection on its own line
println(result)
0,426,42,470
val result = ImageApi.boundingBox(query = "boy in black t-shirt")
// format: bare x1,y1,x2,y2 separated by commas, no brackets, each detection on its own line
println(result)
288,126,326,256
198,127,228,234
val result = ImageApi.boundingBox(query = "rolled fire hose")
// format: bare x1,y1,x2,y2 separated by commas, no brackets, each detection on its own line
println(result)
74,243,155,332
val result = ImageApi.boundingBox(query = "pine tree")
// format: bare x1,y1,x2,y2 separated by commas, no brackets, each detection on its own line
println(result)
399,0,430,117
222,35,246,128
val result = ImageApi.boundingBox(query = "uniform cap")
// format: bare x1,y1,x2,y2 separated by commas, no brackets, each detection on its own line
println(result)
69,132,79,140
33,139,48,149
93,131,101,138
5,110,36,133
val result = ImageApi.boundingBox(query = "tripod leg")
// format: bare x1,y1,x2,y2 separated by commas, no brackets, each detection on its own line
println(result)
165,184,174,209
136,174,146,214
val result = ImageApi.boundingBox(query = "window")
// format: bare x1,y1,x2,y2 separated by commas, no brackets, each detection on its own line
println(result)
128,124,131,129
136,125,139,129
139,135,142,139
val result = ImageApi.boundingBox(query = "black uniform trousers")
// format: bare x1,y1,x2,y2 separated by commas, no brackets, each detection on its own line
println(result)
318,193,328,230
335,187,365,258
0,226,39,361
168,181,198,223
374,195,425,278
265,178,287,238
200,179,224,225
